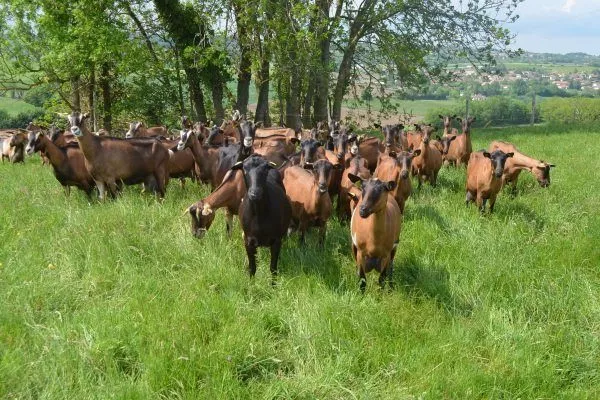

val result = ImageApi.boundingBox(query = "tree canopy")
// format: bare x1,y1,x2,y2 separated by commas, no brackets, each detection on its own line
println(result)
0,0,524,132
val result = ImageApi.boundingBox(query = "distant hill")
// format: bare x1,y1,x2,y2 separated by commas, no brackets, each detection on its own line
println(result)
496,52,600,66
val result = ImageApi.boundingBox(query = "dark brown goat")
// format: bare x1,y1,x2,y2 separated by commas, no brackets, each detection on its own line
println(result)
26,132,95,197
68,112,170,200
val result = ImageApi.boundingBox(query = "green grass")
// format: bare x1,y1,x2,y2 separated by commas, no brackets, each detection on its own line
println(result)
503,62,598,74
0,96,40,116
1,124,600,398
343,99,458,119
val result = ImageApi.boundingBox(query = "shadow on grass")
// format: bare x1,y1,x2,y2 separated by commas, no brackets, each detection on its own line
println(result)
405,204,451,233
498,200,546,232
395,255,473,316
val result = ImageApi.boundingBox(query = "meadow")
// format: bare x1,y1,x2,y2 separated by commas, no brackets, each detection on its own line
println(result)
0,97,41,116
1,124,599,398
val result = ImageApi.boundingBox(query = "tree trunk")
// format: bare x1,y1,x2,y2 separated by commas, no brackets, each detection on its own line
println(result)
331,40,358,121
100,63,112,132
174,46,185,116
210,79,225,125
303,73,315,127
70,75,81,112
186,68,207,122
285,56,301,130
88,66,96,131
313,0,331,123
254,55,271,127
233,4,251,116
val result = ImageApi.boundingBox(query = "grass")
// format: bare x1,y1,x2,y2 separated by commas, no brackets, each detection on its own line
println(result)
1,124,600,398
343,99,458,119
0,96,40,116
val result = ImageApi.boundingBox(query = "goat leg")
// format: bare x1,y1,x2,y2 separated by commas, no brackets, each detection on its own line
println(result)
269,239,282,287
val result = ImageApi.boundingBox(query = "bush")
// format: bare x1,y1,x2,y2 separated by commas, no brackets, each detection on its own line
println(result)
0,109,45,129
539,98,600,124
425,96,538,128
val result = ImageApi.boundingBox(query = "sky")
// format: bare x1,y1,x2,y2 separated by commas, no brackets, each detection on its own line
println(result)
508,0,600,54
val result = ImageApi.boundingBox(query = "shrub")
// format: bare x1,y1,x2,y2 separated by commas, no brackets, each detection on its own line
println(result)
425,96,538,128
0,109,45,129
539,98,600,124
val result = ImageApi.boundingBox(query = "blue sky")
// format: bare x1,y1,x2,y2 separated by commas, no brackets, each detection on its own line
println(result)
509,0,600,54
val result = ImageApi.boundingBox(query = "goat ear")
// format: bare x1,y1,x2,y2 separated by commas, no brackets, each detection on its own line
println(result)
483,151,491,159
304,162,314,170
506,152,514,158
231,161,243,170
450,135,458,141
412,149,421,157
385,181,397,191
348,173,362,185
549,163,556,168
388,150,397,158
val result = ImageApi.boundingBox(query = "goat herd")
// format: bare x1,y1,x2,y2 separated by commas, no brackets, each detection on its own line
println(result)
0,112,555,290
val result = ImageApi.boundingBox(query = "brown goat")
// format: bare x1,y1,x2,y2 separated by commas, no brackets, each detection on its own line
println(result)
466,150,514,213
177,128,224,189
68,112,170,200
411,129,442,188
406,123,435,151
445,117,475,166
439,114,458,136
488,140,555,192
26,132,95,197
283,160,336,245
187,169,246,239
339,153,371,221
125,121,168,139
348,175,402,292
375,149,420,214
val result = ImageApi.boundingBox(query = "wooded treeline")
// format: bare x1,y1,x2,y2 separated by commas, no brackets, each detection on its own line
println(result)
0,0,522,131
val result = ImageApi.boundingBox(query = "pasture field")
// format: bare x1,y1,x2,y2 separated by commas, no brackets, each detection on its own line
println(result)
1,124,599,398
0,97,40,116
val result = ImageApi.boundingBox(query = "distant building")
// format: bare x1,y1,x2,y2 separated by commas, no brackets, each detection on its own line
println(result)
472,94,487,101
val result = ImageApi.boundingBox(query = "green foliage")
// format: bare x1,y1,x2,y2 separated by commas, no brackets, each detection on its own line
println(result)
426,96,537,127
540,98,600,124
1,125,600,397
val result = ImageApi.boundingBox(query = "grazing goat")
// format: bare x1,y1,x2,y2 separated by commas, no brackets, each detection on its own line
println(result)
488,140,555,192
125,121,168,139
232,154,291,285
375,149,420,214
466,150,514,213
445,117,475,166
348,175,402,292
411,129,443,188
283,160,336,245
68,112,170,200
26,132,95,197
187,169,246,239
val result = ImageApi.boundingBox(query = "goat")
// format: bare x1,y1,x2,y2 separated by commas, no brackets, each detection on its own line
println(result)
232,154,291,285
439,114,458,136
186,168,245,239
348,175,402,292
125,121,168,139
445,117,475,167
68,112,170,200
26,132,95,197
339,153,371,221
466,150,514,213
374,123,406,153
488,140,555,192
283,160,336,245
375,149,420,214
411,128,443,188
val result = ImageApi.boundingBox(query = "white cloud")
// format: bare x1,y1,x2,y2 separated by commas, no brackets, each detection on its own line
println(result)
561,0,577,13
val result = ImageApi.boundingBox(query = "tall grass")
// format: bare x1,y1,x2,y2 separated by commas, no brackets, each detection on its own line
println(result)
1,124,599,398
